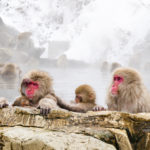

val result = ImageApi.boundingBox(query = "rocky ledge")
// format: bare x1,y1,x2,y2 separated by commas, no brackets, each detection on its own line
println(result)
0,107,150,150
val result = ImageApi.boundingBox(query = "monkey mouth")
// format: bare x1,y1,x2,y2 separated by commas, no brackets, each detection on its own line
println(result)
111,92,118,97
26,93,34,99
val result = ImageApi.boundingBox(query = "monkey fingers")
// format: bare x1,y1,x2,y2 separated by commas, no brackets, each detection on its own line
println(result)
93,105,106,111
0,97,9,109
0,103,8,108
37,106,51,116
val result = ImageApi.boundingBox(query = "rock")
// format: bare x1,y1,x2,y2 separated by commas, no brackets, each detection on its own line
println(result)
0,126,116,150
0,107,150,149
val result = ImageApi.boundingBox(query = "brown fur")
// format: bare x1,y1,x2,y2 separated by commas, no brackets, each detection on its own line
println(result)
8,70,60,115
0,63,21,82
57,84,96,113
106,67,150,113
110,62,122,72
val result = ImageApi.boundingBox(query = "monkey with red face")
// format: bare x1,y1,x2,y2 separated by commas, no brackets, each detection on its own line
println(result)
106,67,150,113
13,70,59,115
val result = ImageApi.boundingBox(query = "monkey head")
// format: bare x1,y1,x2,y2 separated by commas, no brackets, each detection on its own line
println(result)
111,68,142,97
75,84,96,104
21,70,52,103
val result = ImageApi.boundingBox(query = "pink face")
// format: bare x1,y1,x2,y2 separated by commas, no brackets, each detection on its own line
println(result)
75,95,82,103
25,81,39,99
111,75,123,95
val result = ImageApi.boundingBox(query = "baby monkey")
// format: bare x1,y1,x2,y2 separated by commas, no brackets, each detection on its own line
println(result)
58,84,105,113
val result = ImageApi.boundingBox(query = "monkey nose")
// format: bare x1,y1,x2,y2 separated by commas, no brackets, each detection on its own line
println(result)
114,81,119,85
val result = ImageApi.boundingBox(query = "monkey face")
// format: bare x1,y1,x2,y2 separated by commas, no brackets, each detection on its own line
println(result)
21,79,39,100
111,75,124,96
75,95,82,103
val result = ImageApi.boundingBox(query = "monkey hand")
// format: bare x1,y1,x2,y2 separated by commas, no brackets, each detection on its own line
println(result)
37,98,58,116
0,97,9,108
92,105,106,111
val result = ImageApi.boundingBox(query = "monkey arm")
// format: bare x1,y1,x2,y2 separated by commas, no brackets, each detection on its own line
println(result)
38,97,58,109
37,97,59,116
92,105,107,111
57,98,92,113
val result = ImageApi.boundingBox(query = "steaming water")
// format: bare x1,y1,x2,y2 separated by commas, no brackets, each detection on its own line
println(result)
1,0,150,106
50,67,109,107
0,67,109,107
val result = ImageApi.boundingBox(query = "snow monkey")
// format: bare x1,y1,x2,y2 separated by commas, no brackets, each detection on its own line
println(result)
0,70,104,115
110,62,122,72
57,84,105,113
0,70,60,115
106,67,150,113
0,63,21,82
12,70,61,115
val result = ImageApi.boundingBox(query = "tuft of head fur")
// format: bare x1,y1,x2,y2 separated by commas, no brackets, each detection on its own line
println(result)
75,84,96,103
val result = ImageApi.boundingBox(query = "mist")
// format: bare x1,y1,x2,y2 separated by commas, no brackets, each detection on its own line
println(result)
0,0,150,106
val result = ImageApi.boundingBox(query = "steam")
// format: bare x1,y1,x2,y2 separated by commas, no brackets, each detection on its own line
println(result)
66,0,150,64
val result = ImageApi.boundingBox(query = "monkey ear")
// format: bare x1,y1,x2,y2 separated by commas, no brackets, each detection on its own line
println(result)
89,93,95,100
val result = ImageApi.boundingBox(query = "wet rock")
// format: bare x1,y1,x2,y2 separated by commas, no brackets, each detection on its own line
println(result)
0,107,150,149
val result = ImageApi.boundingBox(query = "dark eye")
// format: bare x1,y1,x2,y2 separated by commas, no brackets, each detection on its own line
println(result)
117,77,121,81
33,83,37,86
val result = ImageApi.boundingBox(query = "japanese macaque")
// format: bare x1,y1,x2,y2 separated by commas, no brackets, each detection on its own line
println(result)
0,70,60,115
57,84,104,113
106,67,150,113
110,62,122,72
0,70,105,115
0,63,21,82
11,70,60,115
57,54,68,68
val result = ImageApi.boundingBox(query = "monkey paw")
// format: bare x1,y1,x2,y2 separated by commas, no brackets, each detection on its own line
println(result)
37,105,51,116
93,105,106,111
0,97,9,108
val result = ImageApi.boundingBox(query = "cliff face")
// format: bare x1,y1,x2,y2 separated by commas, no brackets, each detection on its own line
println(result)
0,107,150,150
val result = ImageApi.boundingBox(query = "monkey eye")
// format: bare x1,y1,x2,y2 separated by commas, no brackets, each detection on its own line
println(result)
114,76,123,81
33,83,38,86
117,77,121,81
